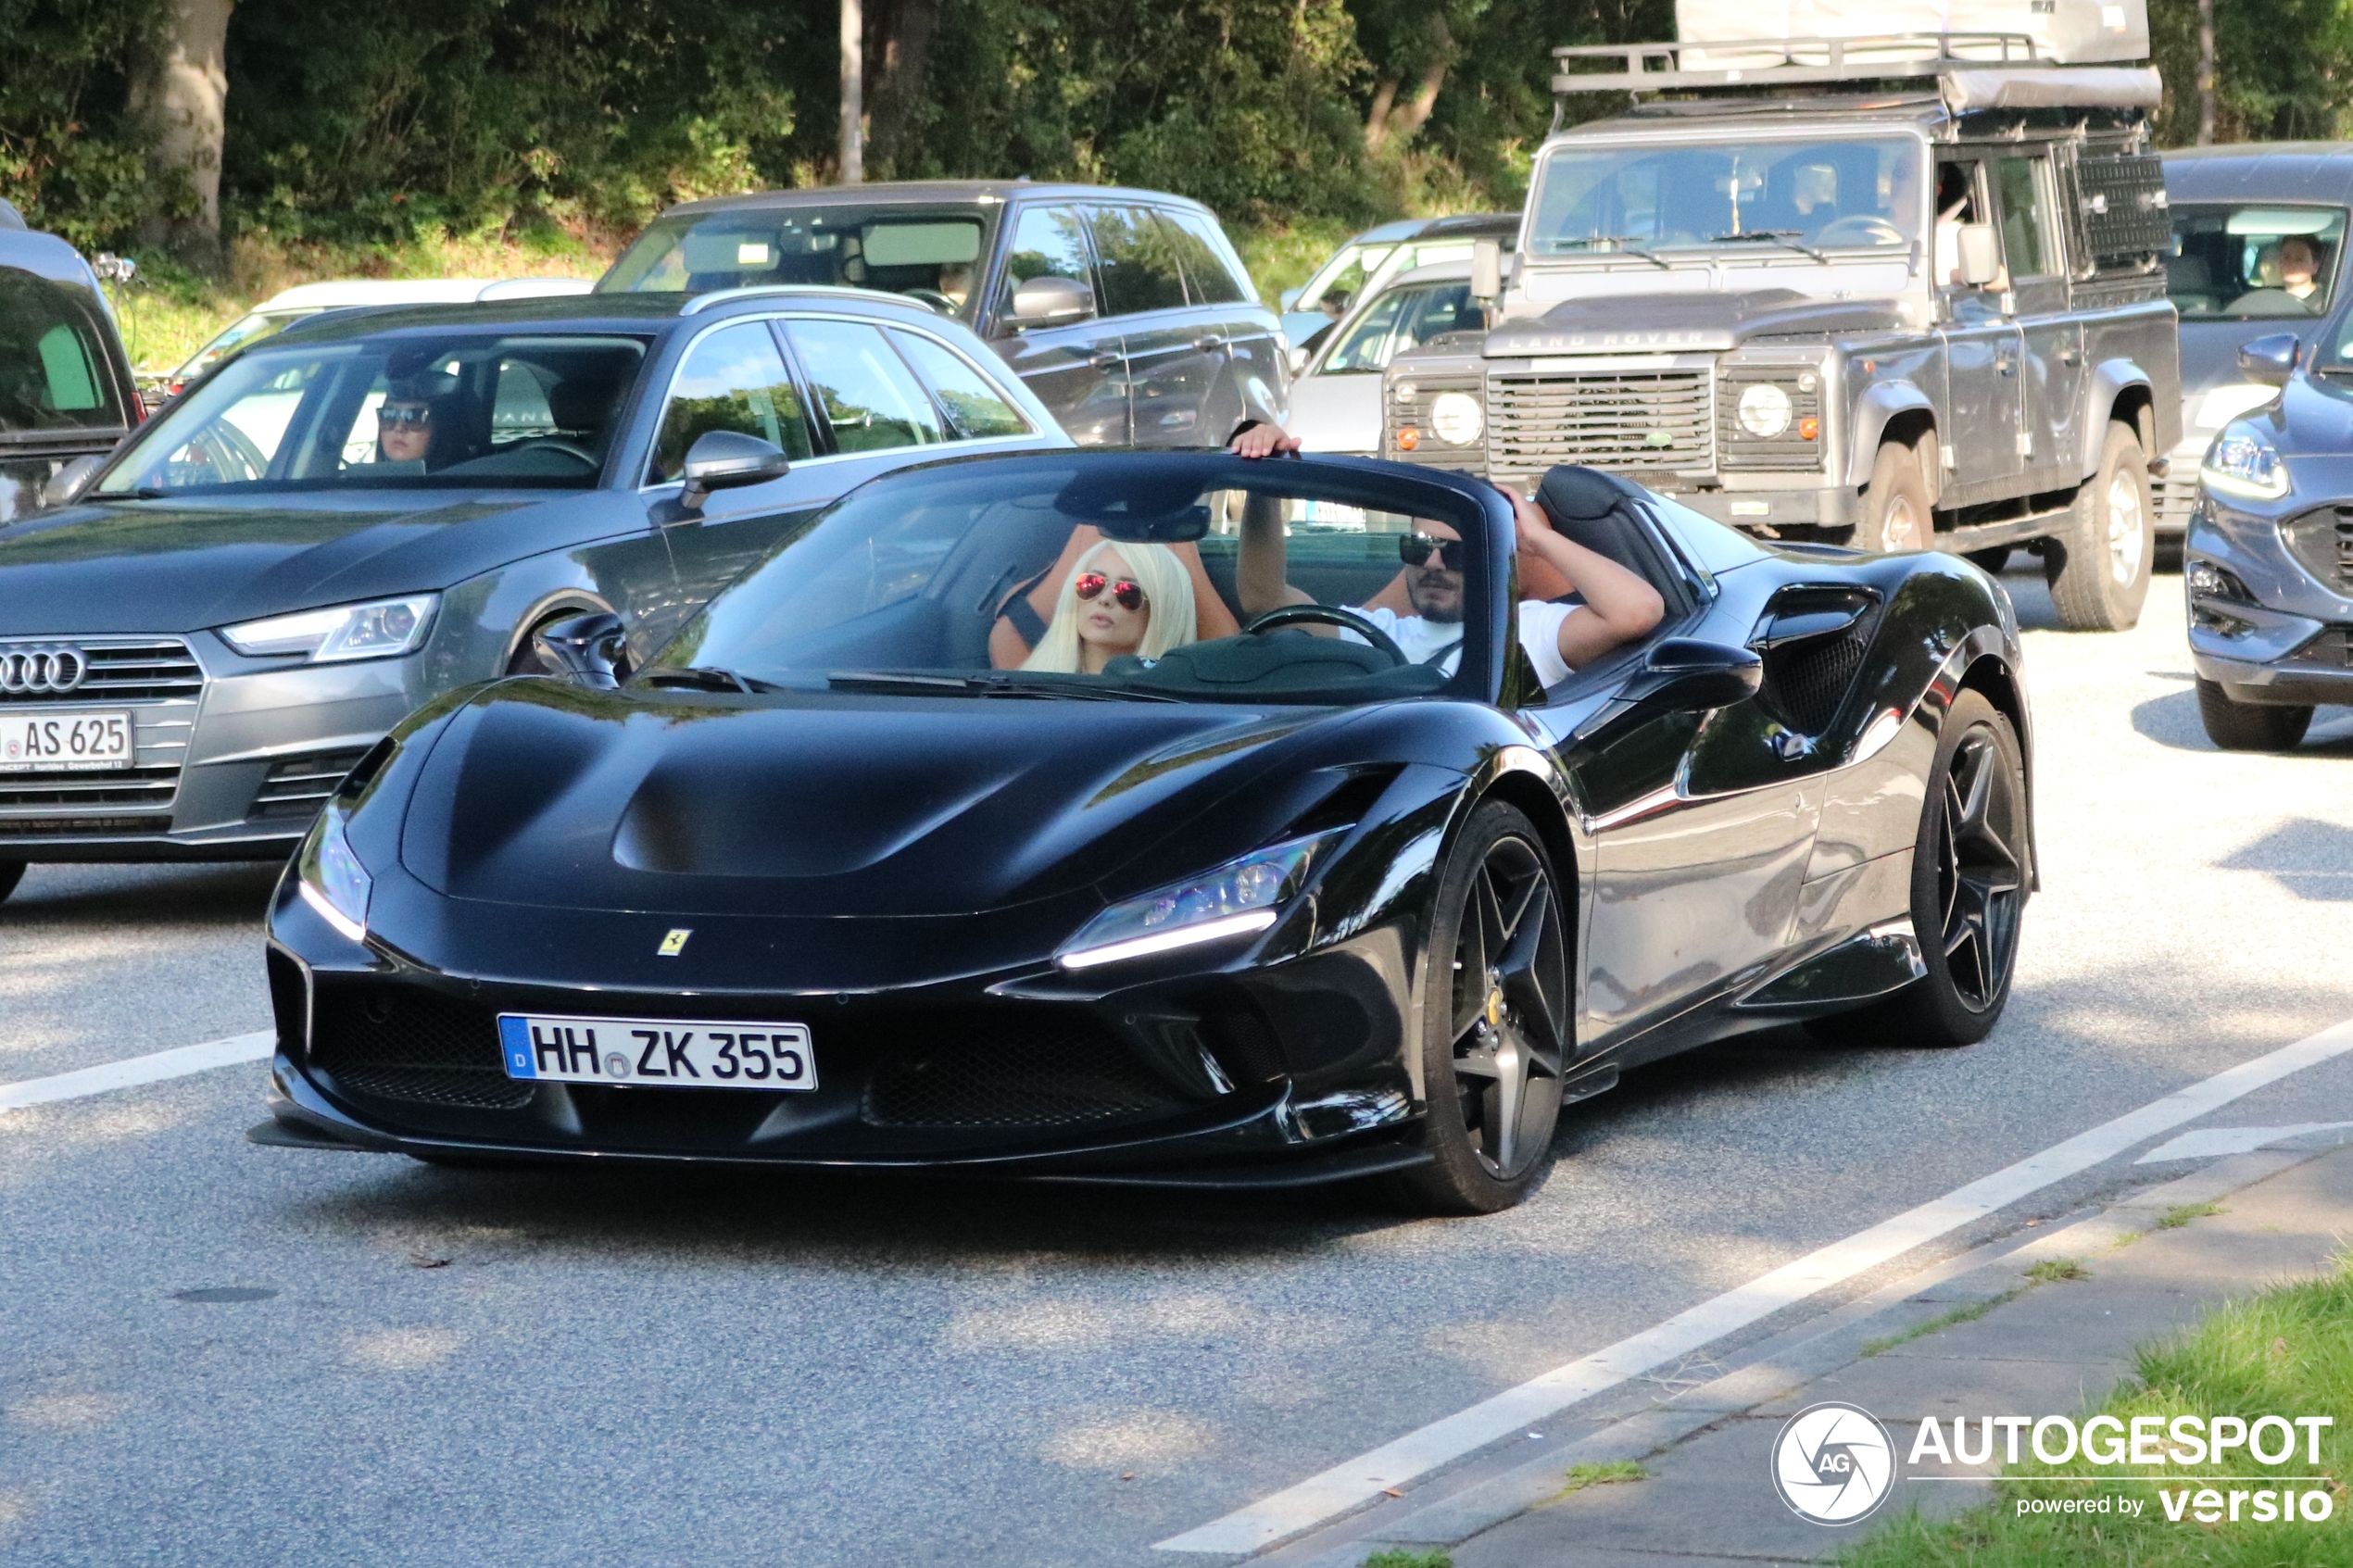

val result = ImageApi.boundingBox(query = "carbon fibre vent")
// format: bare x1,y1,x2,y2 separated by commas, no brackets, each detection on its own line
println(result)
1749,587,1881,736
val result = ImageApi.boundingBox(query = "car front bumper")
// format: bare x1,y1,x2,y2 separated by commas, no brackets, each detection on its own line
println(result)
2184,484,2353,709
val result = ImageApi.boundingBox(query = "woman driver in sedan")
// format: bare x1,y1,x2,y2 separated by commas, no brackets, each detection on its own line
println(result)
1227,422,1664,680
1021,540,1198,675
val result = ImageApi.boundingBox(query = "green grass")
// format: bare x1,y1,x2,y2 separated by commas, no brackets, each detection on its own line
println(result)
2159,1202,2228,1230
2025,1258,2093,1285
1555,1460,1646,1498
1837,1254,2353,1567
1861,1293,2020,1358
1361,1550,1453,1568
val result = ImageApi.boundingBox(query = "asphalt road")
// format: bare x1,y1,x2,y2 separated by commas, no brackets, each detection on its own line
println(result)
5,567,2352,1567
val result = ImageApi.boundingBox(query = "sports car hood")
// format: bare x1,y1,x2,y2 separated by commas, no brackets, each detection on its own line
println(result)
398,685,1340,919
0,490,574,635
1484,289,1902,357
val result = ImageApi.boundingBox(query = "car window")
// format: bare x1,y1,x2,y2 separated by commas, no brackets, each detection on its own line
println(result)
0,269,124,433
1162,210,1250,306
1000,206,1097,316
493,359,559,442
1994,155,2055,279
649,321,812,483
1322,289,1412,374
887,329,1030,440
598,204,988,318
1087,207,1189,316
2168,204,2347,320
784,318,943,455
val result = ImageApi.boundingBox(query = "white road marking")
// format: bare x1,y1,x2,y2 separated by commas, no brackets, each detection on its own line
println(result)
2136,1122,2353,1163
0,1031,275,1113
1157,1016,2353,1555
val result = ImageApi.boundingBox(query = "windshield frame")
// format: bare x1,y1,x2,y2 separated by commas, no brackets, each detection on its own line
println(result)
598,201,1000,322
1524,125,1931,265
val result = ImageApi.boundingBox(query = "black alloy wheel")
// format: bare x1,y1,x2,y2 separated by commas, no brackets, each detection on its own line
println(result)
1394,801,1570,1215
1814,690,2026,1048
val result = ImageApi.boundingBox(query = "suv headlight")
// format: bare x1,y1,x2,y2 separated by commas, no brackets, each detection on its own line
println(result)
1429,392,1484,445
296,804,371,942
220,594,438,662
2201,425,2290,500
1057,831,1342,970
1737,383,1793,438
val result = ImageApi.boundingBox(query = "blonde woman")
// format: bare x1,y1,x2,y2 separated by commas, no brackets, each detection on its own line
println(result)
1021,540,1197,674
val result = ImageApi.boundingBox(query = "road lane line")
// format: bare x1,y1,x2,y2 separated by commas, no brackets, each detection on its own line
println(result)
0,1031,275,1112
1157,1015,2353,1555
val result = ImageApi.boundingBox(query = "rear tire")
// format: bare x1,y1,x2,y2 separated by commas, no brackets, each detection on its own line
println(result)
1965,545,2012,574
2196,677,2311,751
2046,421,2153,631
1856,438,1931,554
0,861,23,905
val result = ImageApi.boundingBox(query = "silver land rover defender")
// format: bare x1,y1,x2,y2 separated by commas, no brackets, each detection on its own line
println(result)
1382,34,2181,629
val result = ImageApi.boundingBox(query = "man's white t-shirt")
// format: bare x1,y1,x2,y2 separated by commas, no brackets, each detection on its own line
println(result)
1349,601,1580,687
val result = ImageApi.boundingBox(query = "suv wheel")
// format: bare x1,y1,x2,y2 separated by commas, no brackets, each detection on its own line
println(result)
2196,677,2311,751
1857,438,1931,553
2047,421,2153,631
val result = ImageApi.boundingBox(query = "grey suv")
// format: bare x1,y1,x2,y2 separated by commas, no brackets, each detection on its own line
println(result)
0,203,142,525
598,181,1288,447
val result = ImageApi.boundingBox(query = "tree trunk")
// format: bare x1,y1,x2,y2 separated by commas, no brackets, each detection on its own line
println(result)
2196,0,2216,144
1364,79,1398,153
1389,57,1449,145
870,0,940,175
128,0,233,259
840,0,863,182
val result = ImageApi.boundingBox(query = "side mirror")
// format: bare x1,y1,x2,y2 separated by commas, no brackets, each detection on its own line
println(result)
1278,286,1302,310
41,454,106,509
1629,638,1764,713
2237,332,2299,387
1010,274,1096,328
1471,237,1504,302
1955,224,2001,288
678,429,789,512
530,611,633,689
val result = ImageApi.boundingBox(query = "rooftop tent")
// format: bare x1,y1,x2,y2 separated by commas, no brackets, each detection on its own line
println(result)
1673,0,2149,67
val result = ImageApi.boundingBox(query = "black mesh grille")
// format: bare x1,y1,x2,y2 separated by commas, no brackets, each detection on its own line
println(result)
863,1014,1181,1129
0,766,178,811
2277,507,2353,591
1753,590,1881,735
0,814,160,837
310,985,531,1110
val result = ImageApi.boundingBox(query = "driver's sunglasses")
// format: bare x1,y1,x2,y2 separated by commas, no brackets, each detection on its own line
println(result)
1398,533,1467,571
378,405,434,429
1075,572,1147,611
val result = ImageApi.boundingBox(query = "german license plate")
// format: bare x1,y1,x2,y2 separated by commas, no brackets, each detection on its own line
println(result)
0,710,132,772
497,1013,816,1090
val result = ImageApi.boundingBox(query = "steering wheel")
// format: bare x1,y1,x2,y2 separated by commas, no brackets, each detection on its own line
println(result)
1813,215,1906,247
524,439,601,469
903,289,960,315
1242,604,1408,665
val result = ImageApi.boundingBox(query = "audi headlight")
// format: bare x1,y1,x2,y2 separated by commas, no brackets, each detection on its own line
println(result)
297,805,371,942
1737,383,1794,438
220,594,437,662
2201,424,2289,500
1057,831,1342,970
1429,392,1484,445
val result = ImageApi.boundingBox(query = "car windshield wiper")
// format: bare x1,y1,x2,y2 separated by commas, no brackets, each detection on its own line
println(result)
826,671,1178,702
1710,230,1831,264
96,487,171,500
638,665,764,694
1542,235,1673,270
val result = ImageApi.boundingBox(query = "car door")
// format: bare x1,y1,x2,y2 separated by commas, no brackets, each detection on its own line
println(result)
1992,150,2086,486
986,204,1129,445
1163,205,1288,430
1087,205,1223,446
1936,158,2026,502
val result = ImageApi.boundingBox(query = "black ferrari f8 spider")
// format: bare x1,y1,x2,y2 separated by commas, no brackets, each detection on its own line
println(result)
257,450,2034,1213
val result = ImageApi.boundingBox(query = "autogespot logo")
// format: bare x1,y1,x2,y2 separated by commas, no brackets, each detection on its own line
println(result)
0,646,88,696
1772,1402,1896,1524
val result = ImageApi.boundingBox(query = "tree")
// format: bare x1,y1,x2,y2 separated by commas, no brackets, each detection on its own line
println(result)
129,0,233,257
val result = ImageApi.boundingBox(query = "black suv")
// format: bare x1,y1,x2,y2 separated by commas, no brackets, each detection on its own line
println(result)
0,202,142,523
598,181,1288,447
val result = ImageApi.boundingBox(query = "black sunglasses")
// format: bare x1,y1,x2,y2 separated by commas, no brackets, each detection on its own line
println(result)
378,404,434,429
1398,533,1467,571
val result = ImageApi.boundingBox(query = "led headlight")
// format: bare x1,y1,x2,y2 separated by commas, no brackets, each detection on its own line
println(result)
1737,383,1793,438
2201,424,2290,500
1057,831,1342,970
220,594,438,663
1429,392,1484,445
297,805,371,942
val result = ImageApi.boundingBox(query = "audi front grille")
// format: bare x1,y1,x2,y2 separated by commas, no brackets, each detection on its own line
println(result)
0,636,202,825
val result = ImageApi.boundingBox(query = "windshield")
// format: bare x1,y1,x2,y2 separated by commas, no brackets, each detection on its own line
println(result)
1529,136,1923,256
2168,204,2347,320
598,205,990,319
0,268,126,435
174,309,305,381
97,331,648,495
655,453,1493,706
1321,282,1478,374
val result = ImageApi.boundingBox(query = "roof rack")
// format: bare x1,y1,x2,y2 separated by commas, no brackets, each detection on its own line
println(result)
1552,32,2056,96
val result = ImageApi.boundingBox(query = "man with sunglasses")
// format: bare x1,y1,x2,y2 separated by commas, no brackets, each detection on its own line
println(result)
1228,422,1664,684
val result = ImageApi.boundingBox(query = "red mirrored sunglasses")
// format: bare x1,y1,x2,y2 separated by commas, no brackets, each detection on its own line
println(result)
1075,572,1147,611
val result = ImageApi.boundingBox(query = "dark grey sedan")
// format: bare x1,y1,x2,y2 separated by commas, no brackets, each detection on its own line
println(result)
0,288,1065,897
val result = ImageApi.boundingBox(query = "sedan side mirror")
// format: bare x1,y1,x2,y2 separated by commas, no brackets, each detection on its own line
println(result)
530,611,632,689
1955,225,2001,288
1010,274,1096,328
1278,286,1302,311
1627,638,1764,713
2237,332,2300,387
41,453,106,509
678,429,789,512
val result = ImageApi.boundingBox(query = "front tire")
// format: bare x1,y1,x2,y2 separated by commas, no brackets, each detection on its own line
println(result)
1857,438,1931,554
2046,421,2153,631
1812,691,2026,1048
1391,802,1571,1216
2196,677,2311,751
0,861,23,906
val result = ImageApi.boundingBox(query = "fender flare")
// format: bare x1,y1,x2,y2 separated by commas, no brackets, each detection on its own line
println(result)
1844,381,1939,493
2079,358,2156,479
